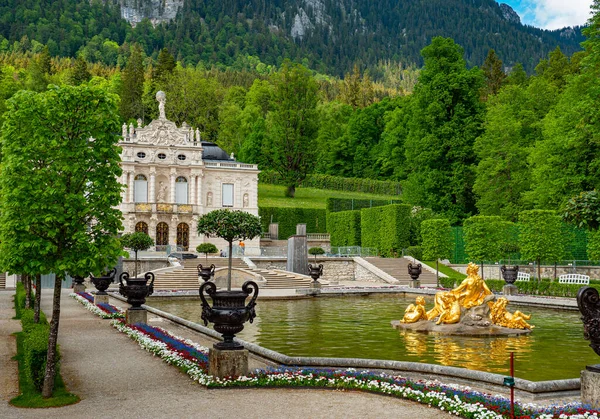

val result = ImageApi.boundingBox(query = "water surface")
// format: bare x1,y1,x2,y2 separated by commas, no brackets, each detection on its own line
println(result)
148,294,598,381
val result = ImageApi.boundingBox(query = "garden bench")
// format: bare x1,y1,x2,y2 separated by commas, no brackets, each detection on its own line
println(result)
516,272,530,282
558,273,590,285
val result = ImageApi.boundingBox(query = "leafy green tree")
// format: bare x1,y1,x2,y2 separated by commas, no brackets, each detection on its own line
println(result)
120,44,145,121
421,218,453,286
197,210,262,290
197,242,218,264
71,56,91,86
518,210,565,280
377,95,412,181
0,85,123,397
562,190,600,231
264,61,319,197
403,37,484,224
153,47,176,83
506,63,528,86
587,230,600,260
308,246,325,261
481,49,506,99
463,215,504,278
121,232,154,278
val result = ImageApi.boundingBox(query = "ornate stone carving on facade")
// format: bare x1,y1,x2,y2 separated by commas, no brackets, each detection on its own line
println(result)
157,181,168,203
206,191,213,207
243,193,249,208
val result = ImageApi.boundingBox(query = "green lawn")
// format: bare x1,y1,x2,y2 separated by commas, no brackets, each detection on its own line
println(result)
258,184,401,209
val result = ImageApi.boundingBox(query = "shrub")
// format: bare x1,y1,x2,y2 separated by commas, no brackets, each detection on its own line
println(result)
463,215,505,263
23,323,56,392
15,282,26,318
308,247,325,261
21,309,48,333
327,210,361,246
326,197,403,213
259,207,327,239
361,204,412,257
405,246,423,261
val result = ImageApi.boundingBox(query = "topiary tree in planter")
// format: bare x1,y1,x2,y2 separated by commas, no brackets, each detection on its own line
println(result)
421,218,453,287
197,209,262,290
197,243,218,264
121,232,154,278
308,246,325,261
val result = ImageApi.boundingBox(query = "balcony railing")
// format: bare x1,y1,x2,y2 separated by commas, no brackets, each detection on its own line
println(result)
133,203,196,214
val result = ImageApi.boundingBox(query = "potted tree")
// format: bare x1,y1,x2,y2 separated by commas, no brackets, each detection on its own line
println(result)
196,242,218,282
308,246,325,261
121,232,154,278
197,209,262,350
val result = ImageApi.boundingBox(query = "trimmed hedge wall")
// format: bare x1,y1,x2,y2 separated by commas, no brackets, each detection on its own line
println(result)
24,323,52,392
361,204,412,257
328,210,361,246
260,171,402,195
259,207,327,239
485,279,600,298
326,197,403,213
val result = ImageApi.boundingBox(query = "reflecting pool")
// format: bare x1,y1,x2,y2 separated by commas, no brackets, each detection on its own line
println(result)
148,294,598,381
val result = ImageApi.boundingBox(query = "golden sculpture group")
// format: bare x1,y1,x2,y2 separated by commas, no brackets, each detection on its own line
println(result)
401,262,533,330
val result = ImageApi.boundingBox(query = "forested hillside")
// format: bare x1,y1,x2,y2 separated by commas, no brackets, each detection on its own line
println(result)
0,0,584,75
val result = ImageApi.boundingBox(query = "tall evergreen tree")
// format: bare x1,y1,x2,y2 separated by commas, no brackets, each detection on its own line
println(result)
403,37,484,224
71,56,91,85
481,49,506,99
153,47,176,83
120,44,145,121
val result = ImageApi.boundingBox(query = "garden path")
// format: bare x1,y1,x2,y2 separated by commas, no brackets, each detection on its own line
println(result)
0,288,454,419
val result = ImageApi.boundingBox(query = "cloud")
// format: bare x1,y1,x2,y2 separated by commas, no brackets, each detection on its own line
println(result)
518,0,592,29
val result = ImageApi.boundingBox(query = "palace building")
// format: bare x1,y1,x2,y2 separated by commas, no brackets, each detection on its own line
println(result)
118,91,260,254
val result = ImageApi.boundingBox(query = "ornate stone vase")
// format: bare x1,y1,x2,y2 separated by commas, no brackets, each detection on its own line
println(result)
119,272,155,310
501,265,519,285
197,264,216,283
577,286,600,359
407,263,422,281
308,264,323,283
90,269,116,295
199,281,259,350
72,275,85,286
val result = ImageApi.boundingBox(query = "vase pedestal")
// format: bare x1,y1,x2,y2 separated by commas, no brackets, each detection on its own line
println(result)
582,366,600,409
126,308,147,325
73,284,86,293
410,279,420,288
502,284,518,296
94,294,109,305
209,347,248,379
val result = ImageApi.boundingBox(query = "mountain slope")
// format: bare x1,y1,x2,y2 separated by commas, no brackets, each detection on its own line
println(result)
0,0,584,74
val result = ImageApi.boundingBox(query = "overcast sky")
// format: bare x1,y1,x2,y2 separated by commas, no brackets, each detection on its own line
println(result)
501,0,592,29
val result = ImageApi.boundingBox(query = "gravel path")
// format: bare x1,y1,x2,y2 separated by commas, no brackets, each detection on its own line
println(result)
0,289,454,419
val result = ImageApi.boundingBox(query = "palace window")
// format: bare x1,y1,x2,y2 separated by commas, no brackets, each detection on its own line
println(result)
157,153,166,160
134,174,148,203
136,152,146,159
222,183,234,207
175,176,188,204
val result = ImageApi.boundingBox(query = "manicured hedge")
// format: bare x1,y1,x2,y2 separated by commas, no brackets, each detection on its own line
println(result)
485,279,600,298
259,207,327,239
15,282,26,319
260,171,402,195
405,246,423,261
361,204,412,257
20,309,48,333
327,210,361,246
326,197,403,213
23,323,53,392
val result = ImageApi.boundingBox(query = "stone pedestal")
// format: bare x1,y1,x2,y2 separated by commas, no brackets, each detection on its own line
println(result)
582,367,600,409
209,348,248,379
126,308,147,325
410,280,420,288
73,284,86,293
310,281,322,289
502,284,518,296
286,235,308,275
94,294,109,305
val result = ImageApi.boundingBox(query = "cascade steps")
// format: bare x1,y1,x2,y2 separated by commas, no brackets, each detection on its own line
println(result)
0,272,5,289
362,257,439,286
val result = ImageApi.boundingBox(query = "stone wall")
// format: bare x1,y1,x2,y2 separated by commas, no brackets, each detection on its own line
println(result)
123,258,169,275
450,263,600,280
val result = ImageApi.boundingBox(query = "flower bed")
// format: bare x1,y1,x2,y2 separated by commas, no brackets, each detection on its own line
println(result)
74,293,598,419
70,292,125,319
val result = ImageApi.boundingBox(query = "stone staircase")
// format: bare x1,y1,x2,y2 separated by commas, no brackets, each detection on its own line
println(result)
0,272,5,289
152,257,313,290
361,257,440,286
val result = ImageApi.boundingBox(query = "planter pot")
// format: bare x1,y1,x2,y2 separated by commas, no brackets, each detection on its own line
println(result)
90,269,116,295
72,275,85,286
308,263,323,284
119,272,155,309
199,280,259,350
501,265,519,285
197,264,216,283
407,263,422,281
577,287,600,358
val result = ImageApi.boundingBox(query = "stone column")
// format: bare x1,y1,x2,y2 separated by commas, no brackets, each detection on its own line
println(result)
197,172,203,207
190,172,197,208
170,215,178,247
170,169,176,203
120,172,128,203
149,168,156,203
149,217,158,245
128,171,135,203
582,367,600,409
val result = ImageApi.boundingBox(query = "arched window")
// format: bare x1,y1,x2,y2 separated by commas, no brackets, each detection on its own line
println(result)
134,174,148,203
175,176,188,204
177,223,189,251
156,222,169,247
135,222,148,235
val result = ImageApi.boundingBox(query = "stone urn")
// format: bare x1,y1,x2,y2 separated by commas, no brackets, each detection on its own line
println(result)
119,272,155,309
197,264,216,283
72,275,85,287
407,263,422,280
199,280,259,350
577,287,600,359
501,265,519,285
90,268,116,295
308,264,323,284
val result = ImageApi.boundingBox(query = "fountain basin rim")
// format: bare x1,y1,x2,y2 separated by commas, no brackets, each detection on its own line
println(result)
391,320,532,336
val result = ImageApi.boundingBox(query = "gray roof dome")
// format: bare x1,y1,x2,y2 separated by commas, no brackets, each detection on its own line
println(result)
201,142,233,161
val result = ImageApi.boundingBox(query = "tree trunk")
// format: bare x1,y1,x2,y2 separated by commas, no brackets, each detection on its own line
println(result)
42,273,63,398
553,262,557,281
24,274,31,309
34,274,42,323
227,241,233,291
285,184,296,198
537,258,541,282
134,250,138,278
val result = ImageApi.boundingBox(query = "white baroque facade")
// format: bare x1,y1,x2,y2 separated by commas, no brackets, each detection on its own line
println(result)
118,92,260,254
